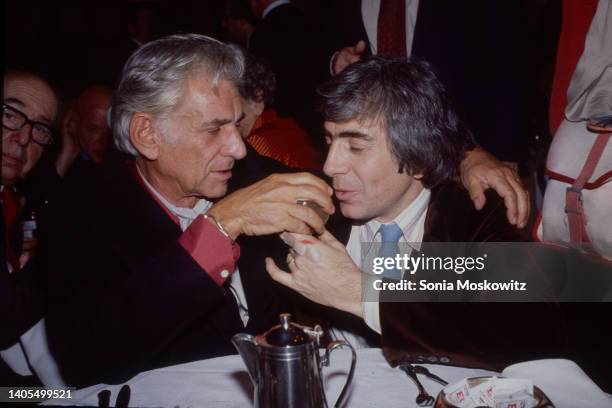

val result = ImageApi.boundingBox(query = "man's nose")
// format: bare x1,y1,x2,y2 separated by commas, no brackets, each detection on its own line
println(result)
12,125,32,146
224,127,247,160
323,143,346,177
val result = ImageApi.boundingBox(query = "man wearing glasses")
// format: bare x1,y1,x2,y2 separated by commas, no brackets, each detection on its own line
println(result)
1,70,58,385
2,73,57,188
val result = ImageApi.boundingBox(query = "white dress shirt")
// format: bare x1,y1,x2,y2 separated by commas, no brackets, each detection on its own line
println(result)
361,0,420,56
137,167,250,325
346,187,430,335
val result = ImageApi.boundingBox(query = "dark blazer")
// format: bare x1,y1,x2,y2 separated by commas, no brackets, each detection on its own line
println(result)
45,156,289,387
319,0,528,162
0,253,45,386
327,182,567,371
249,3,318,130
0,255,45,351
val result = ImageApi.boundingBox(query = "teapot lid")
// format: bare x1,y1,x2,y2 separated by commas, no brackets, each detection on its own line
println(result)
263,313,318,347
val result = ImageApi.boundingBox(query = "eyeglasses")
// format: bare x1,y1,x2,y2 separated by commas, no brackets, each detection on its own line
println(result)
1,103,55,146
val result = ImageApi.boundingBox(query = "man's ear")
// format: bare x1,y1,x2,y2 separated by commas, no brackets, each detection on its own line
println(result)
129,113,160,160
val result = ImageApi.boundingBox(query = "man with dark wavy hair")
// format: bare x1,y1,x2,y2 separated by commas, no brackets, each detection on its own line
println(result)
267,57,565,370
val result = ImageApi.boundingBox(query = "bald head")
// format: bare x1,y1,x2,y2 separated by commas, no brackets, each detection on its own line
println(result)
73,86,113,164
77,86,112,111
2,70,58,186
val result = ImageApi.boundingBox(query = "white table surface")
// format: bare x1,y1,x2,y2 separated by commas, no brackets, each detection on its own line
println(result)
42,348,612,408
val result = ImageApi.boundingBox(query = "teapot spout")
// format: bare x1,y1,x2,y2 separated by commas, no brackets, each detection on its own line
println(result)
232,333,260,385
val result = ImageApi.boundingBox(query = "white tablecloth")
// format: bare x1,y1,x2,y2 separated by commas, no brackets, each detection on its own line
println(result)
42,348,612,407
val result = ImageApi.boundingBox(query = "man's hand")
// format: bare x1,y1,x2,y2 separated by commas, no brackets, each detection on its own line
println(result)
208,173,334,240
332,40,367,75
460,148,529,228
266,230,363,317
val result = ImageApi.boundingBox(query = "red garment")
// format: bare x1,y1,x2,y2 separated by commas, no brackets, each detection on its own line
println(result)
549,0,598,135
247,109,322,170
377,0,407,57
1,187,20,272
132,164,240,286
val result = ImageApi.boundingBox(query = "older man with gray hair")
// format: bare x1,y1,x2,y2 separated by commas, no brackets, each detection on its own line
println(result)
45,34,334,386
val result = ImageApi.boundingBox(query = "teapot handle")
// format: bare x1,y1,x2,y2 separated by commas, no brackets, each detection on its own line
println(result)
321,340,356,408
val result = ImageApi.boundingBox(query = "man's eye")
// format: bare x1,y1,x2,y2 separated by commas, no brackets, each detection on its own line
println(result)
350,145,365,152
207,128,221,135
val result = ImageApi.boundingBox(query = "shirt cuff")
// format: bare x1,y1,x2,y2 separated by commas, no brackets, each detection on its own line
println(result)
178,215,240,286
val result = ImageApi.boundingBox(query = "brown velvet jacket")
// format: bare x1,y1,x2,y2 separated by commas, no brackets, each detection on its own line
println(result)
382,182,568,371
328,181,567,372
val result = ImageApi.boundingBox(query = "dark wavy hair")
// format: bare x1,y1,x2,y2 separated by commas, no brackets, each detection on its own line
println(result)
317,57,475,188
238,55,276,107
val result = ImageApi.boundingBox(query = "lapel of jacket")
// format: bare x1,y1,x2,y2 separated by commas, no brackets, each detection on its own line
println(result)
238,233,289,334
91,160,183,260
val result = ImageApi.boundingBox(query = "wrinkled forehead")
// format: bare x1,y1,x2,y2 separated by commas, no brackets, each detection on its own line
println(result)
3,75,58,124
175,71,240,111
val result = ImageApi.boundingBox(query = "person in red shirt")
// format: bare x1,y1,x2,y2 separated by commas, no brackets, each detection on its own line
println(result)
238,55,322,170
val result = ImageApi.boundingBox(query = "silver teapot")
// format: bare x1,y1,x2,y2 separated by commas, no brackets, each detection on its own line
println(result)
232,313,356,408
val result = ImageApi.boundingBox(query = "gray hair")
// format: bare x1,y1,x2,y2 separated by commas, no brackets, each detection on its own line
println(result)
111,33,245,156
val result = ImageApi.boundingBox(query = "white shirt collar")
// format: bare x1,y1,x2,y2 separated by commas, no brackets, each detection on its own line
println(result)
362,187,431,247
136,165,212,231
0,185,17,197
262,0,291,19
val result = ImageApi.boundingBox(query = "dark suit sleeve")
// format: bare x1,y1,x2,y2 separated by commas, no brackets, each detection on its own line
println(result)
410,0,528,162
0,262,45,349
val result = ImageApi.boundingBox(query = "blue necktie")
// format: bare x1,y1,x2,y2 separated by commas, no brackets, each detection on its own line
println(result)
378,223,403,279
